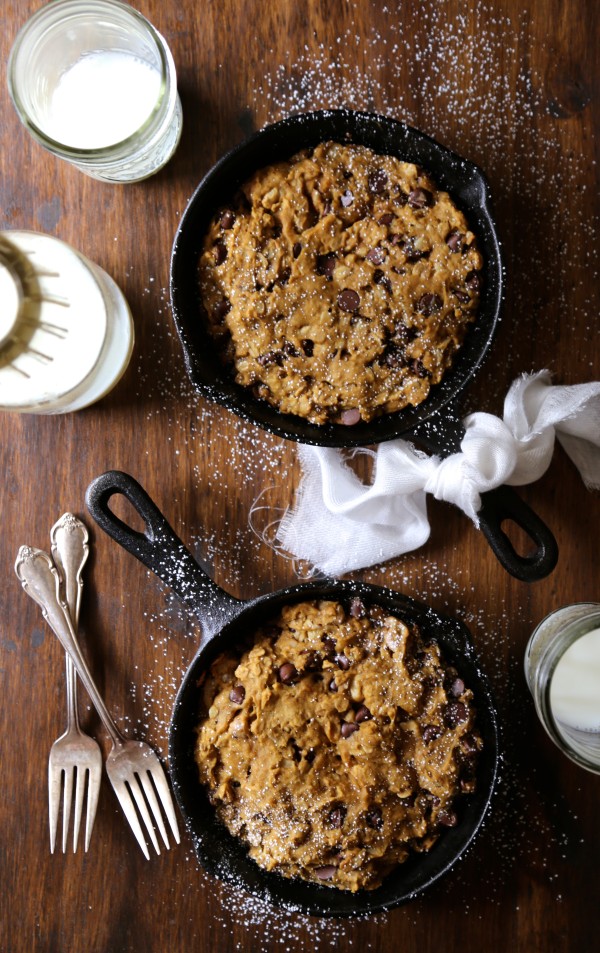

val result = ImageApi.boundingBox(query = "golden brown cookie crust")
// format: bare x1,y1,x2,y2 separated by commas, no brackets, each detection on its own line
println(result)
198,141,483,425
195,598,482,892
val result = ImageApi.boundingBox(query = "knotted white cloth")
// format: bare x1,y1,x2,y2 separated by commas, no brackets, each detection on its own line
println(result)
276,372,600,575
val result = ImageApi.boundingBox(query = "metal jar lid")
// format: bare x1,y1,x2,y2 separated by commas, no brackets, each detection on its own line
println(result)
0,230,133,413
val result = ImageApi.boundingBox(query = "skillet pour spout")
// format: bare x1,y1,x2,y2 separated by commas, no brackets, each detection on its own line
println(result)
170,108,558,582
86,470,499,918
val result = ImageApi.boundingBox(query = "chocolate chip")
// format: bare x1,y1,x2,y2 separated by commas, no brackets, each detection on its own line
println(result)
408,188,433,209
339,408,361,426
335,653,350,670
214,298,231,321
281,340,299,357
219,209,236,229
305,748,316,763
355,705,372,723
391,322,417,344
301,650,322,672
397,237,429,262
314,865,337,880
301,338,314,357
373,269,392,293
465,270,483,292
366,247,385,265
328,678,338,692
328,806,347,828
453,288,471,304
316,252,337,279
278,662,298,685
321,635,337,654
257,350,284,367
340,721,359,738
461,732,479,755
438,809,458,827
410,358,429,379
337,289,360,312
415,293,443,316
378,212,394,225
293,242,302,258
444,700,469,728
340,189,354,207
229,685,245,704
380,344,407,368
446,228,463,252
380,344,402,366
279,267,291,285
447,676,465,698
290,739,302,763
368,169,388,193
213,241,227,265
422,724,441,744
365,807,383,829
349,596,366,619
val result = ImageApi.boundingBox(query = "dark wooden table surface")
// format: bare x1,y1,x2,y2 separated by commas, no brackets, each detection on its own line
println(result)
1,1,599,951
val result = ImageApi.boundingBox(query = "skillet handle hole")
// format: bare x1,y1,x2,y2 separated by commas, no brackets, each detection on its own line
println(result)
498,518,541,559
106,493,148,535
476,484,558,581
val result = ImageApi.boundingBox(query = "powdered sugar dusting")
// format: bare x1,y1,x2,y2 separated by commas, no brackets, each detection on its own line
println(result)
119,1,595,942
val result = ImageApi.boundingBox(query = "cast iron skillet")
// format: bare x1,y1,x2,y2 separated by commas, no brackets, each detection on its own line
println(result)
86,470,499,918
170,108,557,582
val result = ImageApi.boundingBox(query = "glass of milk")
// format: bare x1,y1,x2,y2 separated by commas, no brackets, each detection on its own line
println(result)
525,603,600,774
7,0,182,182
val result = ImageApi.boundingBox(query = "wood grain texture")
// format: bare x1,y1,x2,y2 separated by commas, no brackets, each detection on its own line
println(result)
1,1,598,951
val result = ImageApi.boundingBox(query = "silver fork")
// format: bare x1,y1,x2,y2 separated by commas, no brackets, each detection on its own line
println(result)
47,513,102,853
15,545,180,860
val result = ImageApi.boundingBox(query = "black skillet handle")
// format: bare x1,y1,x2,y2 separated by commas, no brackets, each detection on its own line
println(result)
476,484,558,582
85,470,242,636
414,412,558,582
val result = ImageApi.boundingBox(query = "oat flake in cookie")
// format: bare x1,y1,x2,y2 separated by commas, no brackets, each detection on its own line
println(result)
195,599,482,892
198,141,483,425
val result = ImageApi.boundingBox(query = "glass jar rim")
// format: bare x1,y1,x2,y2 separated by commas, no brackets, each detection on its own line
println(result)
527,605,600,774
7,0,176,159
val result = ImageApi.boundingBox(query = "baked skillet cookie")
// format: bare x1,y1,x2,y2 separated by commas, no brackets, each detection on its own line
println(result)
195,598,482,892
198,140,483,426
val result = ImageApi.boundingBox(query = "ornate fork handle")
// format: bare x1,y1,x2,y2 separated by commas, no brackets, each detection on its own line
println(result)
51,513,89,732
51,513,88,627
15,546,124,750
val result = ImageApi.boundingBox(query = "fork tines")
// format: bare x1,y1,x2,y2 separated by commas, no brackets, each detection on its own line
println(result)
107,748,180,860
49,756,102,853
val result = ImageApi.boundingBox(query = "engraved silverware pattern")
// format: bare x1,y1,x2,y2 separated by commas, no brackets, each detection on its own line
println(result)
15,543,180,859
47,513,102,853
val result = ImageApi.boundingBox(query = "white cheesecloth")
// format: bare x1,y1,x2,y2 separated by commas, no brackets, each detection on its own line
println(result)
275,372,600,576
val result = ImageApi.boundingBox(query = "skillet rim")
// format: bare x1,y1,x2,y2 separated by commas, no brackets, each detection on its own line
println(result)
170,107,504,449
168,578,499,918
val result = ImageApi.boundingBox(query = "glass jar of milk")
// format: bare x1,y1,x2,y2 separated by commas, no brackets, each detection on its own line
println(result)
525,603,600,774
7,0,182,182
